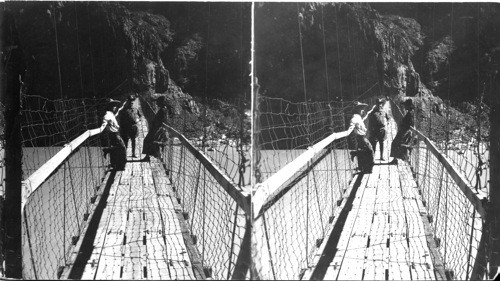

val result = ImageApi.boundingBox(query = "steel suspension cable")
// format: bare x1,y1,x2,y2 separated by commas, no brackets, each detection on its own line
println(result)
296,3,315,266
86,4,97,95
335,4,344,102
74,3,94,217
443,3,455,269
321,5,331,101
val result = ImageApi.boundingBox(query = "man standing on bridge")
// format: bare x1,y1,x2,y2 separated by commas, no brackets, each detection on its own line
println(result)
349,102,374,173
119,95,142,158
368,98,390,161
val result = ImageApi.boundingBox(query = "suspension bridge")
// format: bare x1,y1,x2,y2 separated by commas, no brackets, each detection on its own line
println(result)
13,96,251,280
0,93,494,280
251,95,492,281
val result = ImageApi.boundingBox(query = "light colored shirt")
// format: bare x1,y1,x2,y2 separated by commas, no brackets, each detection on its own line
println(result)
103,111,120,133
349,113,367,136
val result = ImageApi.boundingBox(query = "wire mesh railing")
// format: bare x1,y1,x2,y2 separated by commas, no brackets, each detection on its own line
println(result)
252,94,381,279
141,96,252,279
20,95,122,279
391,99,487,280
20,95,107,178
393,95,490,198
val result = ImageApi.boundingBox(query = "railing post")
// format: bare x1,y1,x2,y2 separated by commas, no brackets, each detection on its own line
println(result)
231,213,252,280
3,56,23,278
487,100,500,279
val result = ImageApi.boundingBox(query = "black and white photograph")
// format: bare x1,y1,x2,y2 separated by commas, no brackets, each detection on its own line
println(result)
1,1,500,280
252,2,499,280
1,1,251,280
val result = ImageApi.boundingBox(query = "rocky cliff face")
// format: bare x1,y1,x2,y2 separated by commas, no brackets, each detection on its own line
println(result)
2,2,251,102
256,2,500,104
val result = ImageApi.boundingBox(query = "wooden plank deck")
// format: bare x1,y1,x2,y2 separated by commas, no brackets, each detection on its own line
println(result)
322,103,441,280
81,100,199,280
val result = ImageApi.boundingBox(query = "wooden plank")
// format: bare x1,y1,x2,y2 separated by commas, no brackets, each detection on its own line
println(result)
94,231,124,280
144,197,171,280
336,232,368,280
165,233,195,280
145,236,171,280
81,203,116,280
122,208,147,280
336,208,372,280
323,192,362,280
399,163,435,281
95,206,129,280
364,211,389,281
366,169,380,188
96,204,129,279
81,172,124,280
408,234,434,280
351,176,370,208
388,236,412,280
388,165,400,189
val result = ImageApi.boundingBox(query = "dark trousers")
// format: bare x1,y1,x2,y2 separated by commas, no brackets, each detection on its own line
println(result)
369,128,386,159
369,137,384,159
121,126,138,156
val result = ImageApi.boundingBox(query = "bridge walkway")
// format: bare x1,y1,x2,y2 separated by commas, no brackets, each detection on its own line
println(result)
319,103,443,280
73,100,200,280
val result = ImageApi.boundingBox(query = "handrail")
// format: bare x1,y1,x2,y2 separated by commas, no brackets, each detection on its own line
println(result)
412,128,486,217
253,105,375,217
164,124,251,214
21,101,126,210
391,100,486,217
252,129,352,217
140,96,251,213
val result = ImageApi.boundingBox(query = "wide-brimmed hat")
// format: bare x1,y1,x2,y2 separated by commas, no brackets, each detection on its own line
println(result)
105,98,122,110
376,98,384,104
106,98,122,105
351,101,368,113
403,98,415,109
353,101,369,108
128,95,137,101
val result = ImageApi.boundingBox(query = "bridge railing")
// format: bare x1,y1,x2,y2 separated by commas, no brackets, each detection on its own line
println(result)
141,96,252,280
20,95,124,279
391,99,486,280
252,95,380,279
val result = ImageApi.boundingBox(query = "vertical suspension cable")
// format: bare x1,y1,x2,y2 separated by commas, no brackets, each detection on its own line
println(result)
74,2,93,217
202,3,211,151
429,3,436,137
75,3,84,98
321,5,331,101
345,15,356,99
53,6,64,100
86,4,97,95
443,3,455,270
296,2,312,266
335,4,344,102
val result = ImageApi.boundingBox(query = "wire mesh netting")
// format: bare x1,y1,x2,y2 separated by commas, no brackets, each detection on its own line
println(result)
392,99,488,280
253,96,360,279
20,94,111,279
394,95,490,198
21,94,107,178
141,96,251,279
